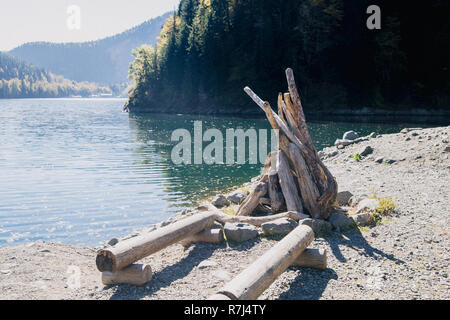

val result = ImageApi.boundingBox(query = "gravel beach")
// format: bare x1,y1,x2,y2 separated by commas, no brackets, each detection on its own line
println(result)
1,126,449,300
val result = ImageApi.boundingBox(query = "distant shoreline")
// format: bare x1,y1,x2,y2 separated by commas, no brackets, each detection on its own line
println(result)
126,107,450,125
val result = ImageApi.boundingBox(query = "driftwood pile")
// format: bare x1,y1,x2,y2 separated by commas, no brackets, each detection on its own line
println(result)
95,211,326,299
238,68,338,220
95,68,334,299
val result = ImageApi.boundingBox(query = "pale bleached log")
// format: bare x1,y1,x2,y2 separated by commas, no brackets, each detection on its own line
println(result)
179,228,224,247
291,248,327,270
96,212,216,272
236,182,268,216
277,151,304,213
101,264,152,286
245,87,298,147
287,142,321,218
202,203,308,227
217,225,314,300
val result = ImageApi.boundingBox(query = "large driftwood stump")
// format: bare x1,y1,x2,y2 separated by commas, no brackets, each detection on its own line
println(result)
239,68,338,219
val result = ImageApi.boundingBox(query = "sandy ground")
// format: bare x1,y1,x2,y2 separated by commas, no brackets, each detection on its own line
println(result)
0,126,449,300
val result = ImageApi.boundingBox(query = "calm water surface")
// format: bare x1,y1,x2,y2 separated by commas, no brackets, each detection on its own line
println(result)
0,99,429,247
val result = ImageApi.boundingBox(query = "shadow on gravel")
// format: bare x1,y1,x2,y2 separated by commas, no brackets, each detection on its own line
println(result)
277,268,338,300
107,243,222,300
327,228,405,264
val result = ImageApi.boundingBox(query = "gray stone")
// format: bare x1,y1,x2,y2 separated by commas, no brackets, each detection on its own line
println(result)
343,131,359,141
337,191,354,206
299,218,333,235
328,212,356,231
357,198,379,213
385,159,397,164
401,128,422,134
375,157,384,164
444,146,450,153
328,149,339,158
224,223,259,242
198,260,218,269
107,238,119,246
352,212,375,226
335,139,354,147
226,191,247,204
212,194,230,207
359,146,374,157
369,132,377,138
261,218,298,236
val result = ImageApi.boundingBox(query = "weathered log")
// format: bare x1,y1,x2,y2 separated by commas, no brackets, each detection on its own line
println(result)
96,212,216,272
277,150,304,213
101,264,152,286
291,248,327,270
216,225,314,300
287,142,321,218
201,203,308,226
279,94,302,141
236,182,268,216
180,228,224,247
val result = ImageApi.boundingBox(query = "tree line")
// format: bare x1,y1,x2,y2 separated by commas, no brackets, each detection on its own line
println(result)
125,0,449,114
0,52,113,98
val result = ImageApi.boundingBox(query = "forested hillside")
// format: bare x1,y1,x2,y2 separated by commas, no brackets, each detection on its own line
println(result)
0,52,111,98
126,0,449,114
9,13,170,84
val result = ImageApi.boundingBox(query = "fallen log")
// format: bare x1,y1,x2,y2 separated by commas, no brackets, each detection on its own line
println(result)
292,248,327,270
201,202,308,226
101,264,152,286
236,182,268,216
96,212,216,272
179,228,224,247
215,225,314,300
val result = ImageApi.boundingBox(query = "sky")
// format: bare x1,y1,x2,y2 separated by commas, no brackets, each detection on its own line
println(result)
0,0,180,51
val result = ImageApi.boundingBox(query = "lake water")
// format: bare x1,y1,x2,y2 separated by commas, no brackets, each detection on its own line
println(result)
0,99,431,247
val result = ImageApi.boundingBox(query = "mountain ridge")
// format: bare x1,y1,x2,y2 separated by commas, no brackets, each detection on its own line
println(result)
8,12,171,85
